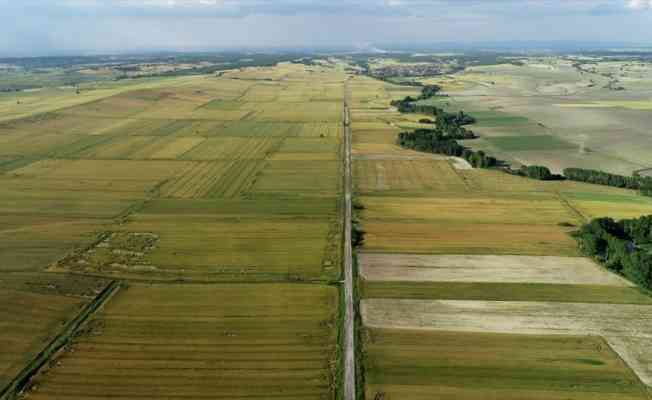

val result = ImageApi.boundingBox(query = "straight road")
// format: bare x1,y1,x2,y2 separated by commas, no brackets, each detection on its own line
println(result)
342,86,356,400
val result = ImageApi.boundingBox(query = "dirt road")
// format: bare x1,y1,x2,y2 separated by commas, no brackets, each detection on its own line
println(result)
343,87,356,400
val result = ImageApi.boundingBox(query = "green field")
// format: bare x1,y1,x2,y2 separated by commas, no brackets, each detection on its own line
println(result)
0,274,109,389
364,328,650,400
486,134,578,151
361,281,652,304
24,283,340,399
0,63,347,398
0,64,345,279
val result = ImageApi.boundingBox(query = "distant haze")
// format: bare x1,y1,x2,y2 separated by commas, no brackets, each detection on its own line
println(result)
1,0,652,57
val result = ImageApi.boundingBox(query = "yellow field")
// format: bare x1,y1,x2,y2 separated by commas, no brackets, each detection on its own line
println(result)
354,159,467,193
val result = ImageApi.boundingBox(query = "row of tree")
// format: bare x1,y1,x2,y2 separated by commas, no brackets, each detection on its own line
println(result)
397,129,498,168
563,167,652,195
513,165,560,181
574,216,652,290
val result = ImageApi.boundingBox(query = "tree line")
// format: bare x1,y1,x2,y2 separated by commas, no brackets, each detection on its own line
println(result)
563,168,652,195
574,215,652,290
397,129,497,168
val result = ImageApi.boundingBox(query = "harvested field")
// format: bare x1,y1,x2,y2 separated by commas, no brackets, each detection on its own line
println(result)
360,195,581,226
251,160,341,198
158,161,234,198
354,160,467,193
364,328,650,400
215,121,303,137
565,194,652,220
12,159,191,194
24,283,339,400
358,254,629,286
0,216,110,272
180,137,281,160
361,220,579,256
362,299,652,386
147,137,205,159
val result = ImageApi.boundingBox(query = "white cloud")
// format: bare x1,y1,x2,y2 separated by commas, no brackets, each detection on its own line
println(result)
627,0,652,10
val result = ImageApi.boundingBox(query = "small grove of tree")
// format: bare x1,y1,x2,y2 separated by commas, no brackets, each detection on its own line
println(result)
391,85,443,112
518,165,555,181
564,168,652,197
352,222,365,247
419,85,442,99
574,215,652,290
397,130,497,169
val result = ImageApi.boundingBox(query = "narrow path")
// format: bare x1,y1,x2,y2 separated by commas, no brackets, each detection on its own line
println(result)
342,83,356,400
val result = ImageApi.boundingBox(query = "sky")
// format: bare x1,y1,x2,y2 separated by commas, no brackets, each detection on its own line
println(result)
1,0,652,56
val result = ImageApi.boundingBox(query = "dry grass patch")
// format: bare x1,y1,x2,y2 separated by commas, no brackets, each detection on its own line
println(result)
354,160,466,193
359,253,630,286
361,221,579,256
360,195,581,225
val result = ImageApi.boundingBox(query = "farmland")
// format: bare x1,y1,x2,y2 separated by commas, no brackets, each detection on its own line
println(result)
350,72,652,399
364,329,650,400
409,57,652,175
0,63,345,279
23,283,339,400
0,274,109,390
0,62,347,399
3,52,652,400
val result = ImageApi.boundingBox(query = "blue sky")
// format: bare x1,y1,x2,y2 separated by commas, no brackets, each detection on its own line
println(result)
1,0,651,56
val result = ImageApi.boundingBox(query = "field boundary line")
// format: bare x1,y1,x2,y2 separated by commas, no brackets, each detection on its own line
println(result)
555,190,587,223
0,280,121,400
